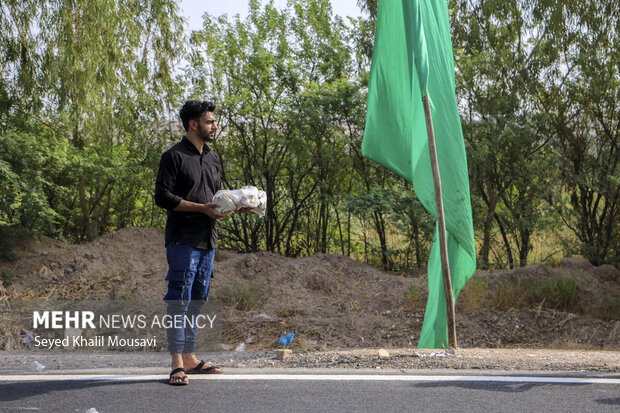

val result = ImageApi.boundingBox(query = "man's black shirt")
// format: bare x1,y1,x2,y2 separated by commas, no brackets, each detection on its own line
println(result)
154,136,221,249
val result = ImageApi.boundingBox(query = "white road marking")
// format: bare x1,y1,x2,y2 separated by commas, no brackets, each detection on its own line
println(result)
1,374,619,384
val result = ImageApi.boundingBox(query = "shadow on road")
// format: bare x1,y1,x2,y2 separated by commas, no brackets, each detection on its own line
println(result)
0,379,169,402
596,398,620,406
413,381,585,393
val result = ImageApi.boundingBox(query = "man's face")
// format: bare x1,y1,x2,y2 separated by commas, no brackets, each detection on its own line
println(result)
194,111,218,142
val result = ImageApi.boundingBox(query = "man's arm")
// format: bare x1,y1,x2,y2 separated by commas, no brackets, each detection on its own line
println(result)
154,151,183,210
174,200,230,219
155,151,229,219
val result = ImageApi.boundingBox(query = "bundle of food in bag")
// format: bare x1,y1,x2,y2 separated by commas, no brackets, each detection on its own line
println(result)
213,186,267,217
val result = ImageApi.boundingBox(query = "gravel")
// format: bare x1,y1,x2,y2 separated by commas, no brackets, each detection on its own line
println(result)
1,348,618,374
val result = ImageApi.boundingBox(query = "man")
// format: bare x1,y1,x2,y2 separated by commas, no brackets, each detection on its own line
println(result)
155,100,244,385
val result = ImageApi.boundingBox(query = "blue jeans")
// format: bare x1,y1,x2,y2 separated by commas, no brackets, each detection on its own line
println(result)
163,242,214,355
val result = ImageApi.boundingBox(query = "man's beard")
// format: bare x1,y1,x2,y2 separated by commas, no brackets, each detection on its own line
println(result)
197,123,215,143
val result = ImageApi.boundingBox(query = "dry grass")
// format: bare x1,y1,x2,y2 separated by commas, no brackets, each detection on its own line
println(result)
602,294,620,322
537,273,580,311
305,273,335,293
487,274,582,314
546,324,612,350
403,282,424,313
546,339,602,351
211,280,266,311
490,279,534,310
275,305,302,317
8,270,127,301
460,274,489,312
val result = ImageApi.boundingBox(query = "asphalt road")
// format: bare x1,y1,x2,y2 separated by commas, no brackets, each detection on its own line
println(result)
1,372,618,413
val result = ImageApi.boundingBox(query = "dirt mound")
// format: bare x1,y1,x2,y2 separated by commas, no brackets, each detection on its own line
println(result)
2,228,167,301
213,251,411,349
0,228,618,351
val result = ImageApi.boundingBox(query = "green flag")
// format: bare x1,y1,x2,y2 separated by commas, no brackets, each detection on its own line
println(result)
362,0,476,348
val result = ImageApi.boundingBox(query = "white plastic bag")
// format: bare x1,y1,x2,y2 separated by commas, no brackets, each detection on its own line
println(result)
213,186,267,217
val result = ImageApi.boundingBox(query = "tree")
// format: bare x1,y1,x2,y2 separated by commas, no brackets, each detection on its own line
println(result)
189,0,369,257
533,0,619,265
0,0,185,241
451,0,556,268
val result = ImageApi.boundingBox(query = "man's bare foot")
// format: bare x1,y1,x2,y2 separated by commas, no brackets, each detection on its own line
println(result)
169,367,188,385
182,353,222,373
170,354,189,384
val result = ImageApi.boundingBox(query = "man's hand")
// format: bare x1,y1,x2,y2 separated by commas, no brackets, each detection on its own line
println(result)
235,207,253,214
202,203,231,219
173,199,231,218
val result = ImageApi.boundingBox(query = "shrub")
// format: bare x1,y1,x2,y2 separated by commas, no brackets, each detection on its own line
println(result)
601,294,620,322
404,283,423,313
460,274,489,312
491,279,535,310
0,227,23,262
489,273,581,313
535,274,580,312
0,268,16,286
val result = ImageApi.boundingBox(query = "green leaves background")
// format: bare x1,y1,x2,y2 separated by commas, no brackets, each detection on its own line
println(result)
0,0,617,268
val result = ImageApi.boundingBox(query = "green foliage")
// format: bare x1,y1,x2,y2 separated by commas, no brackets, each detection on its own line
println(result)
0,268,16,286
0,227,24,262
187,0,420,268
452,0,557,269
0,131,59,233
536,1,619,267
451,0,618,267
122,285,135,301
0,0,616,272
0,0,184,242
536,274,580,312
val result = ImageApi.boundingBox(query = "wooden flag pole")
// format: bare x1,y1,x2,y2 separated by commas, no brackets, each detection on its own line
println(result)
422,92,457,349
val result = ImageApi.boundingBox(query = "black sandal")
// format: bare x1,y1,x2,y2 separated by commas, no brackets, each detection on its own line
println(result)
187,360,222,374
169,367,189,385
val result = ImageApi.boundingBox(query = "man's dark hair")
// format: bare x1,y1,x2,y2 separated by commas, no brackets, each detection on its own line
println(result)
179,100,216,131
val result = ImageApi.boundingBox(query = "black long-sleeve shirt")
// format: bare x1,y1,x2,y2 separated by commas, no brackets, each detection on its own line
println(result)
154,136,221,249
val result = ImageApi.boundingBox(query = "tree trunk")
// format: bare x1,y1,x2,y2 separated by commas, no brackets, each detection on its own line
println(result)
321,202,329,253
373,210,388,269
347,209,351,256
494,214,514,269
519,228,530,267
264,172,275,251
334,206,345,255
479,185,498,270
412,221,422,268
